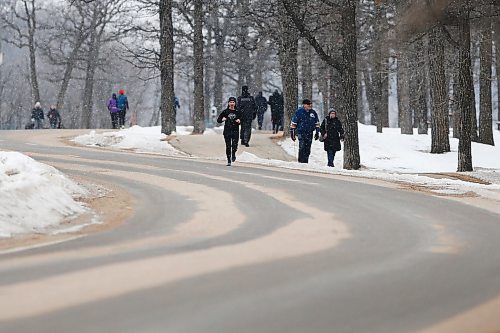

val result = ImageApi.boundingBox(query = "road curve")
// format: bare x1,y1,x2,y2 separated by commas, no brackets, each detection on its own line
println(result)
1,129,500,333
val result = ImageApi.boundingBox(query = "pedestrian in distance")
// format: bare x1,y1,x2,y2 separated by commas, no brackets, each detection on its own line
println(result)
107,93,119,129
268,90,284,134
31,102,45,129
255,91,267,130
320,109,344,167
237,85,257,147
217,97,242,166
117,89,129,129
290,99,320,163
47,105,62,129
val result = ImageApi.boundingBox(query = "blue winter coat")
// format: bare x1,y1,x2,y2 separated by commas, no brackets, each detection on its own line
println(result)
291,107,320,137
117,95,128,111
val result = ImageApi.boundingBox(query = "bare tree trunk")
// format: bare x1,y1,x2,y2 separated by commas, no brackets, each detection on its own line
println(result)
192,0,205,134
237,0,251,90
478,19,494,145
23,0,40,104
160,0,176,135
398,47,412,134
457,9,473,172
80,10,99,129
379,3,390,130
428,26,450,153
212,5,226,114
204,24,212,127
300,39,313,99
496,22,500,128
56,34,86,110
317,60,329,119
341,1,360,170
277,1,298,135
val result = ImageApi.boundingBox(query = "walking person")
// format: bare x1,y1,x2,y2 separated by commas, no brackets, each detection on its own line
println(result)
255,91,267,130
217,97,242,166
47,105,62,129
268,90,284,134
320,109,344,167
290,99,320,163
117,89,129,129
107,93,119,129
237,85,257,147
31,102,45,129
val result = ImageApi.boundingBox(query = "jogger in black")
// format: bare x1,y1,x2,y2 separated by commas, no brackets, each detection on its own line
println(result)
217,97,242,166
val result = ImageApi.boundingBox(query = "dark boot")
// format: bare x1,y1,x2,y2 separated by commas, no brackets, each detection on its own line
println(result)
231,153,236,162
226,157,231,166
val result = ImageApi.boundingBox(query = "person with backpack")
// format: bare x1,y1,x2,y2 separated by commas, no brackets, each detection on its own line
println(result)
217,97,242,166
107,93,119,129
320,109,344,167
117,89,129,129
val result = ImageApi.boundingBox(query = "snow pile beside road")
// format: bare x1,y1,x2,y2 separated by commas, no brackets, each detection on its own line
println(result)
0,151,88,237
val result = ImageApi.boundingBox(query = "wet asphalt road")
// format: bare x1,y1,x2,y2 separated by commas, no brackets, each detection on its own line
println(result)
1,130,500,333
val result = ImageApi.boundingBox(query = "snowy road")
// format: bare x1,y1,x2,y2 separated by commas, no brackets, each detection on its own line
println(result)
1,130,500,333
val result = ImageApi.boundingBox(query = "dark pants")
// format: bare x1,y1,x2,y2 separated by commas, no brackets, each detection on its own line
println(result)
327,149,336,167
34,118,43,129
118,110,126,127
271,115,281,133
224,135,238,161
257,113,264,129
240,121,252,145
110,112,118,129
298,134,313,163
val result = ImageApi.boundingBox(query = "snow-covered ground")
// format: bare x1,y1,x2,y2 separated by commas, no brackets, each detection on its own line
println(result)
2,123,500,238
0,152,91,238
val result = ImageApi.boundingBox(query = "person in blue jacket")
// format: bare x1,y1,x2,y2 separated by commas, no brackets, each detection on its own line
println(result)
117,89,129,129
290,99,320,163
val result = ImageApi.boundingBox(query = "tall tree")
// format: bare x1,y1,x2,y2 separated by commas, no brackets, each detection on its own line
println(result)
282,0,360,169
478,16,494,145
1,0,41,103
159,0,176,135
428,26,450,153
397,46,412,134
456,5,473,172
277,0,298,136
192,0,205,134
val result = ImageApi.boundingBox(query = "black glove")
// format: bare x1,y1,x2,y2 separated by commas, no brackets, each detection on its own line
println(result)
314,132,319,141
290,128,296,141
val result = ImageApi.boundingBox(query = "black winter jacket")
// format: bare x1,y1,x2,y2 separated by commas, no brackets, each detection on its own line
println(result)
237,93,257,122
217,108,242,137
320,117,344,152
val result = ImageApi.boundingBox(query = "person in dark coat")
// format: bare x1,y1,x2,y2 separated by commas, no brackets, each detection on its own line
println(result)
31,102,45,129
268,90,284,134
255,91,267,130
217,97,242,166
47,105,62,129
320,109,344,167
237,85,257,146
117,89,129,129
290,99,320,163
107,93,119,129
